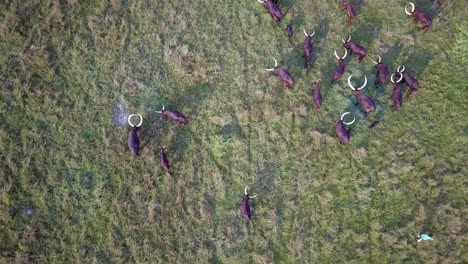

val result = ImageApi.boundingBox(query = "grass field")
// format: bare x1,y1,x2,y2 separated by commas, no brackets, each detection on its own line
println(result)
0,0,467,263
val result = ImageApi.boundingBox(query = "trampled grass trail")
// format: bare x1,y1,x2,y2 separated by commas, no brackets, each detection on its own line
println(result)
0,0,467,262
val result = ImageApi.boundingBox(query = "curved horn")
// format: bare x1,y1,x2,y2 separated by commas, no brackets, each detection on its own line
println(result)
155,103,165,113
342,35,351,43
391,73,403,83
334,49,340,60
347,74,356,90
257,0,265,3
265,58,278,71
245,185,257,198
135,114,143,127
310,29,315,37
341,112,356,125
371,55,382,65
342,48,348,59
128,114,136,127
405,2,415,15
397,65,406,73
303,28,308,37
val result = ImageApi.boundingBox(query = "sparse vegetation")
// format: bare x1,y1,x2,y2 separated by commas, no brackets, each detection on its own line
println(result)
0,0,467,263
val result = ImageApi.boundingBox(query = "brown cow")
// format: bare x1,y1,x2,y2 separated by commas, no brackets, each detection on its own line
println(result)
257,0,283,24
342,35,367,62
335,112,355,144
390,72,404,111
347,75,376,115
156,104,188,125
128,114,143,156
405,2,432,31
303,28,315,72
372,56,390,87
397,65,419,95
241,185,257,224
340,0,357,22
331,49,348,83
312,80,322,109
265,58,295,88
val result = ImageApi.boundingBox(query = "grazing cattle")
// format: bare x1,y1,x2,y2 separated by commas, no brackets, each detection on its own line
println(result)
241,185,257,224
286,24,293,42
405,2,432,31
160,147,170,172
312,80,322,109
303,29,315,72
265,58,295,88
347,75,376,115
342,36,367,62
257,0,283,24
340,0,357,22
331,49,348,83
390,72,404,111
372,56,390,87
336,112,355,144
128,114,143,156
156,104,188,125
397,65,419,95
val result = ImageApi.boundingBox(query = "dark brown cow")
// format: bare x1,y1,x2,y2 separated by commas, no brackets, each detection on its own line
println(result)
340,0,357,22
405,2,432,31
347,75,376,115
335,112,355,144
372,56,390,87
286,24,293,42
257,0,283,24
156,104,188,125
127,114,143,156
342,36,367,62
312,80,322,109
265,58,295,88
390,72,404,111
241,185,257,224
303,29,315,72
160,147,170,172
331,49,348,83
397,65,419,95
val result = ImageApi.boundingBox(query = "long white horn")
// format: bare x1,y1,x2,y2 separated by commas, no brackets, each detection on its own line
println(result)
342,48,348,59
303,28,308,37
391,73,403,83
249,194,258,199
265,58,278,71
135,114,143,127
245,185,248,195
342,35,351,43
357,75,367,90
341,112,356,125
397,65,406,73
156,103,165,113
371,55,381,65
405,2,415,15
310,29,315,37
128,114,136,127
257,0,265,3
334,49,340,60
347,74,356,90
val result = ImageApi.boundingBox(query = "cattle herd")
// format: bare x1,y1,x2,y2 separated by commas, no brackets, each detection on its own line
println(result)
125,1,442,224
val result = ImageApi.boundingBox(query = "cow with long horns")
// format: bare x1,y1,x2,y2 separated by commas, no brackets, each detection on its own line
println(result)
312,80,322,109
128,114,143,156
336,112,355,144
405,2,432,31
265,59,295,88
241,185,257,224
342,36,367,62
397,65,419,95
340,0,357,22
372,56,390,87
347,75,376,115
390,73,404,111
303,28,315,72
257,0,283,24
156,104,188,125
331,49,348,83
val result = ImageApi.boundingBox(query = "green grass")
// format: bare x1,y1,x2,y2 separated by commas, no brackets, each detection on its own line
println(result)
1,0,467,262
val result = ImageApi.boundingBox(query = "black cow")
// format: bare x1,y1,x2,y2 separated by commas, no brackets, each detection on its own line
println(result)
128,114,143,155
